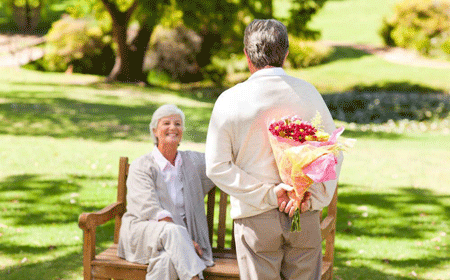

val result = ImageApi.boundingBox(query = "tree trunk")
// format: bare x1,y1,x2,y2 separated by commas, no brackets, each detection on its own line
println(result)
106,21,152,83
101,0,151,84
196,30,221,68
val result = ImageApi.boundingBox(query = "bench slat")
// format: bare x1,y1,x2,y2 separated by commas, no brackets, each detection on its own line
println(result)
93,244,239,279
320,216,335,240
207,188,216,245
216,191,228,249
204,257,240,278
321,260,333,280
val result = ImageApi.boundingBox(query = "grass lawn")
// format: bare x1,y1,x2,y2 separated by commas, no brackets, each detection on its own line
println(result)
1,133,449,280
308,0,403,46
335,133,450,279
274,0,402,46
288,46,450,94
1,67,449,279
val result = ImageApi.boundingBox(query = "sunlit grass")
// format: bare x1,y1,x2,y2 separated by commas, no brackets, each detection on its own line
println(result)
287,48,450,94
0,67,213,143
273,0,401,46
1,131,449,280
0,67,449,279
308,0,402,45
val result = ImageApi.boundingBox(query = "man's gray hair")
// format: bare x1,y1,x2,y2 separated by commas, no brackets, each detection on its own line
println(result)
244,19,289,69
149,104,185,146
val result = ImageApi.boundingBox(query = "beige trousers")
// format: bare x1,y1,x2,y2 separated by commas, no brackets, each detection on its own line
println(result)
234,209,322,280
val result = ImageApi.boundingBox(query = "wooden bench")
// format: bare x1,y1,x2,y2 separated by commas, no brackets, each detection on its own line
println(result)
78,157,338,280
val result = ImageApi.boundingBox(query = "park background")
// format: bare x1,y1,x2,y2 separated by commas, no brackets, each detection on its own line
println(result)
0,0,449,279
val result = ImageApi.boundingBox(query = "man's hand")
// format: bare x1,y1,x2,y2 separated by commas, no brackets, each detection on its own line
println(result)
274,183,297,217
299,191,312,213
193,240,203,257
158,217,174,223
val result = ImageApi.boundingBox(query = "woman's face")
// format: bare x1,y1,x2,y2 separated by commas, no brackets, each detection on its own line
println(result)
153,114,183,147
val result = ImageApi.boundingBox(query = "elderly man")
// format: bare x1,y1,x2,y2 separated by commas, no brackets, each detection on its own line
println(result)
205,19,343,280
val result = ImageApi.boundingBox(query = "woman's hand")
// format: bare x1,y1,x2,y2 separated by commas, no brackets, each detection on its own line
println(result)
192,240,203,257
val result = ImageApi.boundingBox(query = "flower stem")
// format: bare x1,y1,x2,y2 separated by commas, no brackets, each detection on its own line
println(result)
290,209,302,232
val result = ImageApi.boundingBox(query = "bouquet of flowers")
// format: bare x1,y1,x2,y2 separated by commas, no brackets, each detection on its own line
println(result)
268,112,351,232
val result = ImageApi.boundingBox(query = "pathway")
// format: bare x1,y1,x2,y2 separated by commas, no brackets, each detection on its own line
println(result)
0,34,45,67
1,33,450,69
323,41,450,69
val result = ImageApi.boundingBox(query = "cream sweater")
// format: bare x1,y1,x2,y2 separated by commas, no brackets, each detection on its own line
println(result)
205,68,343,219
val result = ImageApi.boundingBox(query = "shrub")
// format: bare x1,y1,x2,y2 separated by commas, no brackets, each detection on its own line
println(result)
380,0,450,59
201,60,227,86
323,91,450,124
379,17,396,47
147,24,203,83
287,35,333,68
40,14,114,75
146,23,230,85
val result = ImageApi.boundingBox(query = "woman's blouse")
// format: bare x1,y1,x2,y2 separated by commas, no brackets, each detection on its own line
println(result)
151,146,186,223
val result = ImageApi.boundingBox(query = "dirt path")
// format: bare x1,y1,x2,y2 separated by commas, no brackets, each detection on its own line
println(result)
324,41,450,69
0,34,45,67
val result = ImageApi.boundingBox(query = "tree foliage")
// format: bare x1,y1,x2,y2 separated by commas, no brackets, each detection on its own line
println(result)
287,0,327,39
2,0,70,32
43,0,328,83
379,0,450,59
41,15,114,74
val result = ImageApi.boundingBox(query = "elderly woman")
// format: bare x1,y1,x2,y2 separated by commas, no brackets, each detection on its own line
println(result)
118,104,215,280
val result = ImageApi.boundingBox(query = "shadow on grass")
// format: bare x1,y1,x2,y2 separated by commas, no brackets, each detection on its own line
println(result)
0,172,118,280
342,129,404,140
323,90,450,124
0,250,83,280
332,259,419,280
0,83,215,143
0,222,115,280
333,246,450,279
349,82,444,94
325,45,372,64
3,72,449,142
336,184,450,239
331,184,450,279
0,174,115,226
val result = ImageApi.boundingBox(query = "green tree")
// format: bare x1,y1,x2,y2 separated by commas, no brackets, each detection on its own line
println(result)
98,0,165,83
80,0,328,83
287,0,327,39
95,0,241,83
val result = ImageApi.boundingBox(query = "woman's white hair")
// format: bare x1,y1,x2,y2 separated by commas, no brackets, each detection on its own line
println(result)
149,104,185,146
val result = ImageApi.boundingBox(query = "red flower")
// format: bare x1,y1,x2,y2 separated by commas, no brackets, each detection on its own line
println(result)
269,116,318,143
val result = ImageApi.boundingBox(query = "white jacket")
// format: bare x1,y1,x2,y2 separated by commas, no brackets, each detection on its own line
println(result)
205,67,343,219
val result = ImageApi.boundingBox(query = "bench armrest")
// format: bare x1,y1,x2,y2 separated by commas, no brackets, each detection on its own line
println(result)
79,202,126,231
320,216,335,240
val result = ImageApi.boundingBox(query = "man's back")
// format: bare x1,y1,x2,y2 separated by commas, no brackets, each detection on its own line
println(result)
206,67,336,219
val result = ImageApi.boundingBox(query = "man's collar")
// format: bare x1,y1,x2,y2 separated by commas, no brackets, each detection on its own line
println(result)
248,67,287,80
